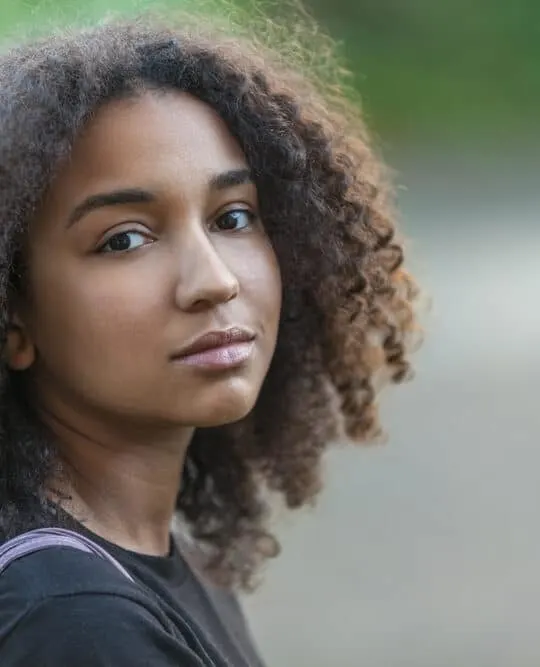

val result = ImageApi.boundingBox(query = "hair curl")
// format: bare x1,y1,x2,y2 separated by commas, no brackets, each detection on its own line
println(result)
0,9,419,589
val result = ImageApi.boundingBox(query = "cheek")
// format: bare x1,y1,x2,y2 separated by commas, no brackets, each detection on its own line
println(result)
234,239,282,336
26,257,168,370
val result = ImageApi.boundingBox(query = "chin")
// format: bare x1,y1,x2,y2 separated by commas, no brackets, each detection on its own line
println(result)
191,398,256,428
178,378,260,428
194,405,254,428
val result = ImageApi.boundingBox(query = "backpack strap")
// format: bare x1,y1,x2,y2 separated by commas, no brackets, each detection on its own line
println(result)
0,527,135,582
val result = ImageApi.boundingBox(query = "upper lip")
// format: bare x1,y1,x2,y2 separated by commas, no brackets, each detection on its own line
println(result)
171,327,256,359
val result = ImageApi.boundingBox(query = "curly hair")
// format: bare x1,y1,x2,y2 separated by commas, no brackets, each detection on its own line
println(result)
0,8,419,589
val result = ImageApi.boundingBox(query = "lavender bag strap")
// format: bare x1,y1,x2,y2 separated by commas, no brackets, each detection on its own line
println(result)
0,527,135,582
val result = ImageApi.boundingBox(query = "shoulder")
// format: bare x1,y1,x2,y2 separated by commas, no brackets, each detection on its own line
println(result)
0,549,204,666
0,591,204,666
0,544,138,602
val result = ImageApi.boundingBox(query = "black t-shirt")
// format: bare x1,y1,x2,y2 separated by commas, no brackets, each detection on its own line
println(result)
0,523,265,666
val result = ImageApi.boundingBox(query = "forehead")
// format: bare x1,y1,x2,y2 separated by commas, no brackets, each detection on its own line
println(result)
44,90,248,210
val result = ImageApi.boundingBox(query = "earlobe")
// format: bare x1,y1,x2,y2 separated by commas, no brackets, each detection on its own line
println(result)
3,314,36,371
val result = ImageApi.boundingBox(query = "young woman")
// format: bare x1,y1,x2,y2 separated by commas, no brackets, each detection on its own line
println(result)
0,10,418,666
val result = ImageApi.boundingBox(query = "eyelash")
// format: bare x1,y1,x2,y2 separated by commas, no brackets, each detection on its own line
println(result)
211,208,257,232
97,208,258,254
98,229,152,254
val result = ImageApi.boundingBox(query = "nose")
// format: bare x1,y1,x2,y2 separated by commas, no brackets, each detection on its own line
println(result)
174,229,239,312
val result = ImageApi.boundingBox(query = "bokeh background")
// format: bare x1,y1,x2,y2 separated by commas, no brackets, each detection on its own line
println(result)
2,1,539,665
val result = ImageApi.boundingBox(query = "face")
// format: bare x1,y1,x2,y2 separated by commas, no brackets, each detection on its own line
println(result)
10,91,281,432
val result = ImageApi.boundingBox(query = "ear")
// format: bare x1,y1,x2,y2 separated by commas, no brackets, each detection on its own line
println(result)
4,312,36,371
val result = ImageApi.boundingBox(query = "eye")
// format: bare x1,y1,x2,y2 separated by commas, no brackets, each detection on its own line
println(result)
213,209,257,232
98,230,153,254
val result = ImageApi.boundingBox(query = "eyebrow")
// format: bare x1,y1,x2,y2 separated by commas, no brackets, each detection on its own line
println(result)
67,169,253,228
67,188,155,227
208,168,253,191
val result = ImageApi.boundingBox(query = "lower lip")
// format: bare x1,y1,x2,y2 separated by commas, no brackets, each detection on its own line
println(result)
173,341,254,370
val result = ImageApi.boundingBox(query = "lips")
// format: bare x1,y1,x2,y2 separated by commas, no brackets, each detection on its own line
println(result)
171,327,256,360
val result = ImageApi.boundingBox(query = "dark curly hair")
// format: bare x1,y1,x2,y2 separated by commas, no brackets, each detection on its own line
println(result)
0,8,419,589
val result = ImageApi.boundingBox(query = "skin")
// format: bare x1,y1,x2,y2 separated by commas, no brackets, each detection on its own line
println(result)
5,91,282,555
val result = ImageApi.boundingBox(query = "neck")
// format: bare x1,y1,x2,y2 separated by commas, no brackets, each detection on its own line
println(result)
42,407,194,556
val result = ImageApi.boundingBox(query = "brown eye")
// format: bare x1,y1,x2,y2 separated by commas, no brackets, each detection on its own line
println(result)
214,209,256,232
99,230,152,254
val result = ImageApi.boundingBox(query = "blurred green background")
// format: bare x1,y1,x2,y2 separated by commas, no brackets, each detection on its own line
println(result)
2,0,538,144
2,2,538,666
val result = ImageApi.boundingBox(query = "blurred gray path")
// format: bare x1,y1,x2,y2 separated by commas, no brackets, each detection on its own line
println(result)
243,145,540,666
